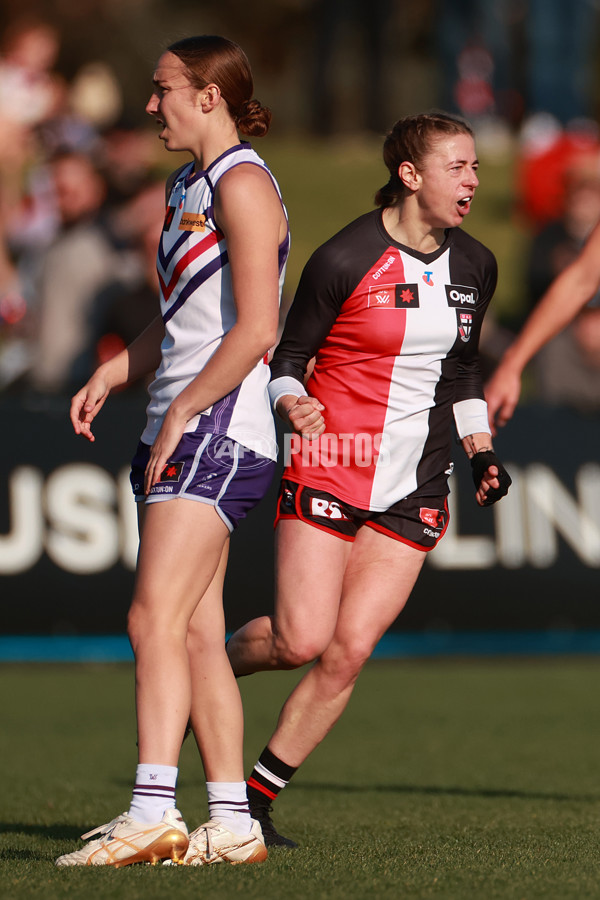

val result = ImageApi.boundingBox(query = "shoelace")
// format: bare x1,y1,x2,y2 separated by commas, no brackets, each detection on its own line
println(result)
191,823,218,860
81,814,128,841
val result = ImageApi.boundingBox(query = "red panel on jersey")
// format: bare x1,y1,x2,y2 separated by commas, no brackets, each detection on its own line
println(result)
287,249,407,507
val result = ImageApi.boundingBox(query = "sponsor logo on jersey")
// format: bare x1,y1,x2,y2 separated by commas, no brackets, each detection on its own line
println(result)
445,284,478,307
423,527,440,538
163,205,176,231
310,498,349,520
422,270,434,286
371,254,396,280
396,284,420,307
179,212,207,232
158,461,184,483
458,310,472,342
419,507,444,528
367,283,420,308
368,285,395,307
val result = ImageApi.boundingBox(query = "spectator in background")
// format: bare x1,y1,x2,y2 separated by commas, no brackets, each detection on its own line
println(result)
98,122,159,209
524,159,600,412
0,17,63,299
516,115,600,229
527,158,600,313
92,181,164,375
486,215,600,431
26,151,126,393
0,17,61,133
436,0,516,136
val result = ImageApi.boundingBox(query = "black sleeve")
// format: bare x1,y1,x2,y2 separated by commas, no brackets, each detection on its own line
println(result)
270,214,381,383
454,239,498,403
270,247,342,384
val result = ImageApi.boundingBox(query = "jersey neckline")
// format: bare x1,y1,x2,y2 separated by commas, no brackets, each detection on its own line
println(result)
374,208,454,263
183,141,253,186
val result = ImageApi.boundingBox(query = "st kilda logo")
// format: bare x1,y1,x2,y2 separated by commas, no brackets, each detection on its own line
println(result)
457,310,472,342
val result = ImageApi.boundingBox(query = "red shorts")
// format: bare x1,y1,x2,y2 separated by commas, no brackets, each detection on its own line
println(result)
275,479,449,551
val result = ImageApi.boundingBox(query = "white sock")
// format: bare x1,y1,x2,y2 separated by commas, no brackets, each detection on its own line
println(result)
128,764,178,825
207,781,252,835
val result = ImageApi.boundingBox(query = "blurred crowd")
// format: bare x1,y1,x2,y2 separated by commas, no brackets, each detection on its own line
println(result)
1,5,600,412
438,0,600,413
0,16,165,395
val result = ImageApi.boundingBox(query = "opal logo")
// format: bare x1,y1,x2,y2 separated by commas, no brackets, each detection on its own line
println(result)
446,284,478,307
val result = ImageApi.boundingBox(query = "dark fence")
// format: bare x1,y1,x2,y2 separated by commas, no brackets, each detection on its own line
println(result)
1,394,599,635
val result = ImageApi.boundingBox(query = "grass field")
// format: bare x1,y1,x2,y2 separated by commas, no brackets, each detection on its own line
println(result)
3,658,600,899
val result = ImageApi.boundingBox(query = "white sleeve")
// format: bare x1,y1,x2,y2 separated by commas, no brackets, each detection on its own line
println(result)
268,375,305,411
453,398,491,439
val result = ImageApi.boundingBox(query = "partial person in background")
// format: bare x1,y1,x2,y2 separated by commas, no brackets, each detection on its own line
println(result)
56,34,289,868
91,181,165,377
524,161,600,411
0,16,61,135
27,150,122,393
226,112,511,847
486,216,600,431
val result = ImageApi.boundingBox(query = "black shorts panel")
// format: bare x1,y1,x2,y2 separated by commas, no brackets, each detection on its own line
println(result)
275,479,449,551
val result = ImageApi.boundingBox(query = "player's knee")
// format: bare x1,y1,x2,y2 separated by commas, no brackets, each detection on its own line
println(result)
186,619,223,657
272,632,326,669
324,637,374,683
127,600,183,652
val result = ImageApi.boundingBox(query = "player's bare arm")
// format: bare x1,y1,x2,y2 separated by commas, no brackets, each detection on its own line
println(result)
71,315,165,442
486,219,600,431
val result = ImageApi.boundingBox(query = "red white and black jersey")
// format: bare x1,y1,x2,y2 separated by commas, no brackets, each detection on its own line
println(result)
269,209,497,511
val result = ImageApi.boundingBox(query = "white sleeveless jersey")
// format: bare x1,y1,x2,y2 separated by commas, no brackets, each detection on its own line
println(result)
141,143,289,460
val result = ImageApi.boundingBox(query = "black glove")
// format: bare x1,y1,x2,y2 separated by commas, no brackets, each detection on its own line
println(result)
470,450,511,507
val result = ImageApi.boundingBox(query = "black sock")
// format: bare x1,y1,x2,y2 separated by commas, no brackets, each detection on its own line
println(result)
247,746,298,806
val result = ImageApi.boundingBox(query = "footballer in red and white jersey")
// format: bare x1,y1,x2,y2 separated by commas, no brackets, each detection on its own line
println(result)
269,208,497,510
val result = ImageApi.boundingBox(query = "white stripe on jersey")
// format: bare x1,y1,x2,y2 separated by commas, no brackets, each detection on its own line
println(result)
370,248,457,508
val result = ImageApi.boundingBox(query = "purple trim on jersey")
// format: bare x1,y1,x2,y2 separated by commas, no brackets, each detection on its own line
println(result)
213,384,242,432
183,143,249,186
162,250,229,324
191,385,243,436
191,147,290,275
158,230,188,270
206,142,251,172
279,232,290,275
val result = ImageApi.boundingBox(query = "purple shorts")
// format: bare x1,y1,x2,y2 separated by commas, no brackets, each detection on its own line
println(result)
130,432,276,531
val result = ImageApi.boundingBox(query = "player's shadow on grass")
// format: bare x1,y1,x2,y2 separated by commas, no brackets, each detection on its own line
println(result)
0,823,85,840
297,782,599,803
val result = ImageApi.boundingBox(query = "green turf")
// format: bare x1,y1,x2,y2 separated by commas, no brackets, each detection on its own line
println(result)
2,659,600,899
